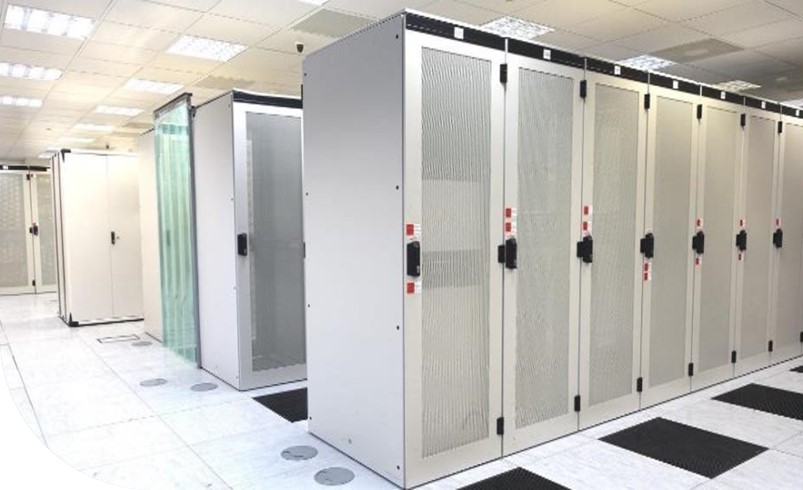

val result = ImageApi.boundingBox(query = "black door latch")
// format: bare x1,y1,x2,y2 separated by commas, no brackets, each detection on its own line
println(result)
773,229,783,249
407,241,421,277
692,231,705,254
577,235,593,263
736,230,748,251
237,233,248,256
111,231,117,245
640,232,655,259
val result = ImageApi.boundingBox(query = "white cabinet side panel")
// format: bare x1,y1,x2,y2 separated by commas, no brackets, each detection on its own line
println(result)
108,154,144,318
303,16,405,487
138,131,164,340
193,95,240,387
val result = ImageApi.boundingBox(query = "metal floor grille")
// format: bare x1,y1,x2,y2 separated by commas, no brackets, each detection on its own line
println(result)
792,365,803,373
714,384,803,421
601,418,766,478
460,468,567,490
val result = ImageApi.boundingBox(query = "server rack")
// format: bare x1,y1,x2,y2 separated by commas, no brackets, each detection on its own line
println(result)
771,106,803,363
690,88,745,390
193,90,305,390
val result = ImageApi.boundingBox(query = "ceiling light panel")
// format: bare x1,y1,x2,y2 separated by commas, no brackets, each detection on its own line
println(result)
0,62,62,81
37,152,54,159
4,5,94,39
167,35,246,61
298,0,329,5
619,55,676,71
60,136,94,143
482,16,554,41
714,80,761,92
124,79,183,94
96,105,143,117
75,123,114,132
0,95,42,107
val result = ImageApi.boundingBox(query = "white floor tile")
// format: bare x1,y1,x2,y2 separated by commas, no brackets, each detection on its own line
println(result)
713,450,803,489
46,417,186,470
520,439,708,490
504,433,593,468
419,460,518,489
127,368,246,415
26,374,153,436
580,409,660,439
0,326,7,345
9,387,44,443
84,447,228,490
756,371,803,395
663,399,803,447
776,432,803,458
1,344,24,389
161,398,289,446
11,338,112,387
1,317,78,343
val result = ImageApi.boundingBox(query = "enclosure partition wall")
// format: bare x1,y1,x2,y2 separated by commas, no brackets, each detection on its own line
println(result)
53,150,143,326
0,165,56,295
193,91,305,390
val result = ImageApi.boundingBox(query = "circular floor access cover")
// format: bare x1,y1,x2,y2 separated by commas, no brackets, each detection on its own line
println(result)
132,341,152,347
140,378,167,387
191,382,218,392
314,468,355,486
281,446,318,461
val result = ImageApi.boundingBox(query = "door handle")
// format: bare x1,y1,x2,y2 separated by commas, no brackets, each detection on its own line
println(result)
111,231,117,245
32,223,39,236
237,233,248,256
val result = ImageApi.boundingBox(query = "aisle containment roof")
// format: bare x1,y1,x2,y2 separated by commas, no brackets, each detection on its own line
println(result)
1,0,803,161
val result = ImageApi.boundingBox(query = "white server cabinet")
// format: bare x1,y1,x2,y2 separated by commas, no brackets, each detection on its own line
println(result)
53,150,143,326
734,99,781,375
690,88,745,390
305,13,506,488
578,61,647,429
501,40,584,454
194,91,305,391
771,107,803,362
640,76,700,407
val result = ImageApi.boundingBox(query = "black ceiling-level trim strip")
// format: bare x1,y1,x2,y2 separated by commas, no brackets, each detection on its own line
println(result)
27,166,49,172
701,85,744,105
781,105,803,119
507,38,584,69
586,57,648,83
232,90,302,108
745,96,780,114
405,13,505,51
650,73,700,96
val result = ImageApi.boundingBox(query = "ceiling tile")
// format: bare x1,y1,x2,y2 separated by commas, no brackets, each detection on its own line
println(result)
67,58,141,78
258,29,333,56
185,14,277,45
132,67,201,85
723,19,803,48
105,0,203,31
12,0,114,18
0,46,71,68
614,24,708,53
583,42,640,61
653,39,743,63
756,37,803,65
211,0,317,26
420,0,503,25
690,50,797,78
535,30,598,51
79,41,158,65
0,30,83,56
148,52,222,74
767,0,803,16
684,1,791,37
567,7,666,42
91,21,180,50
292,9,373,38
517,0,627,29
145,0,220,11
51,72,125,97
635,0,751,22
213,48,301,82
456,0,548,15
325,0,432,18
657,63,727,84
0,78,56,95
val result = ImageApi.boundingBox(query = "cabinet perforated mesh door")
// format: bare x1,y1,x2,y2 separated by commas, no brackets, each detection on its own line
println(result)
648,96,693,388
36,174,57,287
0,174,29,289
775,124,803,352
698,108,739,372
741,116,775,359
589,85,640,406
515,68,573,428
246,112,305,373
421,48,492,457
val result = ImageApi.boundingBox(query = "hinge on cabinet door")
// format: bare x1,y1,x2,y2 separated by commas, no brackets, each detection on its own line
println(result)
768,340,774,352
500,63,508,85
636,377,643,393
688,362,695,377
779,121,784,134
731,350,737,364
741,114,746,127
640,233,655,259
496,417,504,435
644,93,651,110
697,104,703,120
574,395,581,412
580,80,587,99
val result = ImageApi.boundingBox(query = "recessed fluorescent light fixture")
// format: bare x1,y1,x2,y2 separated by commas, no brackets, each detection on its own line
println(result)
74,123,114,133
714,80,761,92
124,78,183,94
37,152,54,159
0,95,42,107
167,35,246,61
60,136,94,143
96,105,142,117
619,55,675,71
482,16,553,41
0,62,62,81
4,5,94,39
298,0,329,5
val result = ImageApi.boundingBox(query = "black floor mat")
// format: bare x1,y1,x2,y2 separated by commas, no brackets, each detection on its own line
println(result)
601,418,766,478
714,383,803,421
791,365,803,373
460,468,567,490
254,388,307,422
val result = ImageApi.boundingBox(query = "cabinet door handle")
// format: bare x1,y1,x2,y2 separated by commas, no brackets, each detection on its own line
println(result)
111,231,117,245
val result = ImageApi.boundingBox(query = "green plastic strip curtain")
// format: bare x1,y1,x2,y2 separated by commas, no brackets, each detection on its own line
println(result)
154,95,199,363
